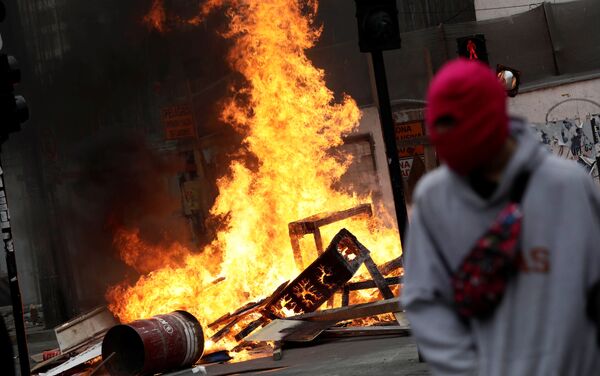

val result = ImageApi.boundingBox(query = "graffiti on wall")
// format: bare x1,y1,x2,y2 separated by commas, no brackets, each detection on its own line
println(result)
531,115,600,181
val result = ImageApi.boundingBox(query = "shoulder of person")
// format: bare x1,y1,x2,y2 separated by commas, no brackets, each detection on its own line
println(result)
412,166,453,205
536,153,590,186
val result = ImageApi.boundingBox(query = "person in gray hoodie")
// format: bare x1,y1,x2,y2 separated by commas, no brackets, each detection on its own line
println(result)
401,59,600,376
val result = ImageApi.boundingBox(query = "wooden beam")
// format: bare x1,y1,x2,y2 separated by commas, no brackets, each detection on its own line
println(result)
380,257,403,275
346,277,402,291
290,298,402,322
320,326,410,339
363,255,394,300
288,204,372,236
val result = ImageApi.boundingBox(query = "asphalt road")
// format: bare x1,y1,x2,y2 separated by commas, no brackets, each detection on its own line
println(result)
173,335,430,376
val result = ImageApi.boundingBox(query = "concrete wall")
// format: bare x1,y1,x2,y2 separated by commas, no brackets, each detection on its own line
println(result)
355,107,397,225
474,0,575,21
509,77,600,123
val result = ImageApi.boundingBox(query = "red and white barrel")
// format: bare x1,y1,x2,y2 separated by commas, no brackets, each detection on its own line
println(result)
102,310,204,376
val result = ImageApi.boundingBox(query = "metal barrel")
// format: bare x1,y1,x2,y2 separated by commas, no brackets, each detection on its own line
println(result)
102,310,204,376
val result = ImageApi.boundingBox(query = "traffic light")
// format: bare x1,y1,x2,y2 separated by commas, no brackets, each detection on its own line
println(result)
497,64,521,98
456,34,489,64
355,0,401,53
0,1,28,144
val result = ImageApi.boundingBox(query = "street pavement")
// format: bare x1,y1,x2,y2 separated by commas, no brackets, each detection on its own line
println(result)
21,327,430,375
174,335,431,376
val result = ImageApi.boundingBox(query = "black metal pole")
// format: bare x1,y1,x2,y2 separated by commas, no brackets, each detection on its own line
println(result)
369,50,409,246
0,160,30,375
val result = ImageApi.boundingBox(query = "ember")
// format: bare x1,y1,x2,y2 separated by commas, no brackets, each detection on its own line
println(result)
107,0,402,358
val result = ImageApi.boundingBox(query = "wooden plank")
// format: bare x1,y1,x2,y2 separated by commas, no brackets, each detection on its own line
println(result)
346,277,402,291
288,204,372,236
243,319,335,343
380,256,403,275
234,317,269,341
363,255,394,300
342,286,350,307
54,306,117,353
313,227,324,254
210,315,244,342
290,298,402,322
208,299,265,330
41,343,102,376
209,280,288,331
320,326,410,339
289,233,303,270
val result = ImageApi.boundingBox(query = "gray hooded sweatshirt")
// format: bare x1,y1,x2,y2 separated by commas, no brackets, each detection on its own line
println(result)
402,119,600,376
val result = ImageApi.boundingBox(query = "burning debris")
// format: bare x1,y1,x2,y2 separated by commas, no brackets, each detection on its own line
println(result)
33,225,403,375
202,227,401,352
106,0,402,359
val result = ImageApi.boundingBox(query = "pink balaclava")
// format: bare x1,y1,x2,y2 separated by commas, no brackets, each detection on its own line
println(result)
425,59,509,175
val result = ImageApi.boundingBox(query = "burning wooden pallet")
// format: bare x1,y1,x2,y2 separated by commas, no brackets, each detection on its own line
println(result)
288,203,372,269
207,205,403,350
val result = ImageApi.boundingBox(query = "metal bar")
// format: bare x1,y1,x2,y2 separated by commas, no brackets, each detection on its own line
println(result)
0,163,30,375
369,50,408,249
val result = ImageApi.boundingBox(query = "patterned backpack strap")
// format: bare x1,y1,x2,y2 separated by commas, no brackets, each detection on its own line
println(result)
452,169,533,319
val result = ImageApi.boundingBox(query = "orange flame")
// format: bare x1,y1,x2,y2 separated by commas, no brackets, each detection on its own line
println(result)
143,0,167,32
109,0,402,355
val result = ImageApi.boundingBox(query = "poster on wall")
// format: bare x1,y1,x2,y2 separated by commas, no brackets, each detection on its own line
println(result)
532,117,600,182
161,103,197,140
394,120,426,179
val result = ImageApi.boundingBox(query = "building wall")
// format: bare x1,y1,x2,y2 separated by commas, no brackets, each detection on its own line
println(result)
509,78,600,123
475,0,575,21
354,107,398,227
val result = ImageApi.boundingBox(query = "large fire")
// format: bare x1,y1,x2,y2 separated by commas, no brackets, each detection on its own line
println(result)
110,0,402,354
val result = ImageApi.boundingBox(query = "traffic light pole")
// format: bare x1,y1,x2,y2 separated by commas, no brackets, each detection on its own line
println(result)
0,158,30,375
369,50,408,248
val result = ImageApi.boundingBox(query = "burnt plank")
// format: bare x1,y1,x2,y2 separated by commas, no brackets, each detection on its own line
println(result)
288,204,372,236
346,277,402,291
320,326,410,338
289,233,303,269
235,317,269,342
380,256,403,275
342,286,350,307
290,298,402,322
208,299,265,329
363,255,394,300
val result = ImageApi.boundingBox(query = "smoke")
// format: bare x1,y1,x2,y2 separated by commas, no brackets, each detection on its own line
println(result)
71,129,189,244
59,129,191,308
